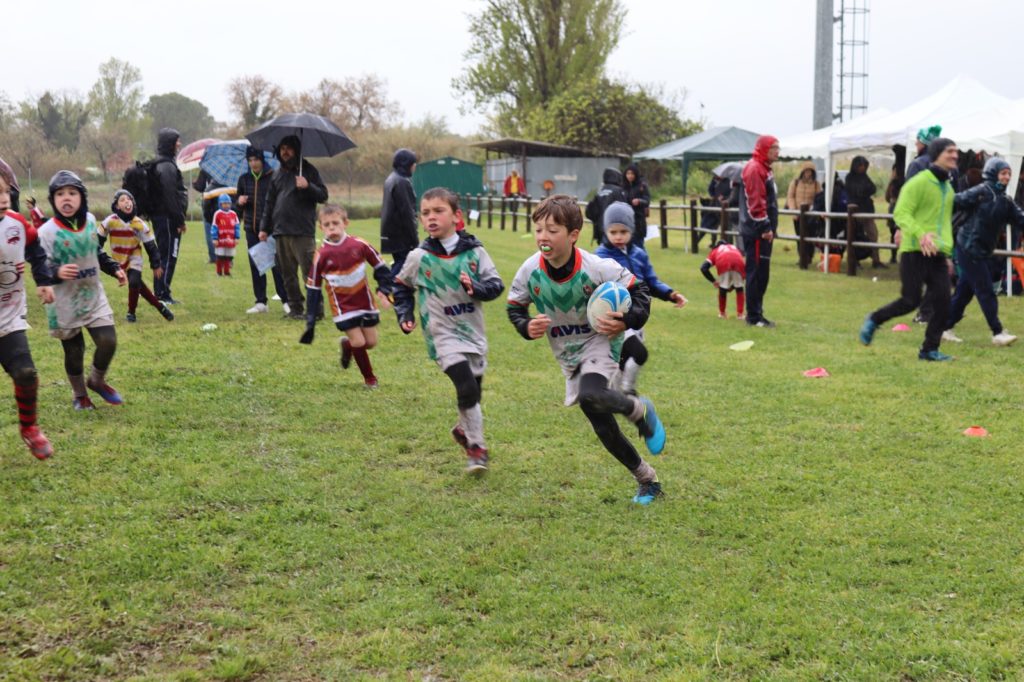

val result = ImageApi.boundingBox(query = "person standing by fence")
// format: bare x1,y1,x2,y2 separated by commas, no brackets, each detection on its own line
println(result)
622,164,651,250
845,156,886,269
859,138,959,361
739,135,780,328
785,161,820,266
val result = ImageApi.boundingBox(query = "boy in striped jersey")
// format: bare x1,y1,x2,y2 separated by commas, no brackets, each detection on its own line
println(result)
299,204,393,388
506,195,666,504
394,188,504,474
98,190,173,323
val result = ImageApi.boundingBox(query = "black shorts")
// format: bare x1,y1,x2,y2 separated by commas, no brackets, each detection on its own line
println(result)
336,313,380,331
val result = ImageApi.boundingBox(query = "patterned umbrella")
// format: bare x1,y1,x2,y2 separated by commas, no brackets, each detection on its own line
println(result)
176,138,221,171
199,140,279,187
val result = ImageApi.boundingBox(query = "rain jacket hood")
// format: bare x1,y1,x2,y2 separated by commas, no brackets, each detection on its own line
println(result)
275,135,302,169
602,168,624,186
392,149,417,178
751,135,779,168
983,157,1010,190
849,156,869,175
157,128,180,158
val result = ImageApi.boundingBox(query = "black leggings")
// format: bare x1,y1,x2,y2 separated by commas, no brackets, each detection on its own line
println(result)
127,268,143,289
578,373,641,471
444,361,482,409
61,325,117,376
618,335,648,369
0,330,37,385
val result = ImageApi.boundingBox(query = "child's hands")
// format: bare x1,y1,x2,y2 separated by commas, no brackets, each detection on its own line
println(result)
36,286,54,304
594,311,626,336
671,292,688,308
459,271,474,295
376,291,392,310
527,314,551,339
400,319,416,334
115,269,128,286
57,264,79,280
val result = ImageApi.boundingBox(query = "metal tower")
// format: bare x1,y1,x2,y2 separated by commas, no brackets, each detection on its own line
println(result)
836,0,870,122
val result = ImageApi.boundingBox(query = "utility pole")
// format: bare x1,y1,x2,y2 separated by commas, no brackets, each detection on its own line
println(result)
812,0,834,130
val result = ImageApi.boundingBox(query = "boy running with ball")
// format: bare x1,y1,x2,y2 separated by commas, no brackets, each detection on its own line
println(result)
394,188,504,474
506,195,667,504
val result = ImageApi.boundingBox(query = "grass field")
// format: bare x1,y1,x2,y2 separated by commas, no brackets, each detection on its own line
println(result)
3,218,1024,681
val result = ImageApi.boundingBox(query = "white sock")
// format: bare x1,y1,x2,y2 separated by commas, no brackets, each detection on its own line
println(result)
620,358,641,394
459,404,485,449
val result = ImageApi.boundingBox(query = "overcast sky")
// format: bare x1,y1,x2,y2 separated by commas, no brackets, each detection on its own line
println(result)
8,1,1023,141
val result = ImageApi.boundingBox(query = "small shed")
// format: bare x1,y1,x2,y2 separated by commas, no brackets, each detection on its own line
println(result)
412,156,485,198
634,126,762,195
471,138,628,200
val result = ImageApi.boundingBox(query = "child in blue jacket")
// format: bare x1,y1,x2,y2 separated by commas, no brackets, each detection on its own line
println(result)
596,202,687,394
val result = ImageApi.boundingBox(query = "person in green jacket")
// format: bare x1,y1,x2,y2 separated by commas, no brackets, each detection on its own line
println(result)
858,137,958,361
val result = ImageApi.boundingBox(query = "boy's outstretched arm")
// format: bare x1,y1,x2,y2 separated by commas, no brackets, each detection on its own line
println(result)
393,279,416,332
621,280,651,330
506,301,534,340
143,239,161,271
700,259,717,284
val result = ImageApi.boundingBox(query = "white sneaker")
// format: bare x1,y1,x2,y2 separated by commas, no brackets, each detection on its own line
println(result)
271,294,282,301
993,331,1018,347
941,330,963,343
246,302,268,314
282,302,291,314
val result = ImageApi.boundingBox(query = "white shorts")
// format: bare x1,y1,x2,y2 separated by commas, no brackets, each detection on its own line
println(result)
49,314,116,340
215,246,237,257
437,351,487,377
563,350,619,407
717,271,744,290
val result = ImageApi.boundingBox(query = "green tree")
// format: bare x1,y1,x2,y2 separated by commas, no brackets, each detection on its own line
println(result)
522,78,701,155
143,92,216,146
21,91,90,151
454,0,625,133
88,58,144,128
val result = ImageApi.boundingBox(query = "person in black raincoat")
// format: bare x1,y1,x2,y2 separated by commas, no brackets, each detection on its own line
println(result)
380,148,418,279
622,163,651,250
845,156,885,268
150,128,188,304
585,168,627,245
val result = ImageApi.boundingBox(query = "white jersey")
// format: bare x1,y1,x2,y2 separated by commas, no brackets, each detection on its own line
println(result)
37,213,114,334
0,212,33,337
507,248,635,379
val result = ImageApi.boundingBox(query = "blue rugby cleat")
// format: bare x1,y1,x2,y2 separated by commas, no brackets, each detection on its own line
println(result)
859,315,878,346
86,379,124,406
632,480,663,505
637,396,665,455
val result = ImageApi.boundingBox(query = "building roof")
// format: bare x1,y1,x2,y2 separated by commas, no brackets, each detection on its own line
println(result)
471,138,629,160
633,126,762,161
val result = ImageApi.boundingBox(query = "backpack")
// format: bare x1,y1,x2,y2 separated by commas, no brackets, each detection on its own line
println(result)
121,159,166,218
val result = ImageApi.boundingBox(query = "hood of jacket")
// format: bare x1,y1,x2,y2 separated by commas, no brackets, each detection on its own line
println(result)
624,163,642,186
602,167,624,186
157,128,180,158
797,160,817,183
849,155,869,175
983,157,1010,190
275,135,302,170
392,148,417,178
751,135,779,167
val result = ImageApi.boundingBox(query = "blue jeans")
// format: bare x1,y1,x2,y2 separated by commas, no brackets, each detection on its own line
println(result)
947,245,1002,334
203,220,216,262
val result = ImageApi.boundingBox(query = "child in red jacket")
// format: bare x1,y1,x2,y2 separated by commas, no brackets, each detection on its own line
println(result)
210,194,240,276
700,241,746,319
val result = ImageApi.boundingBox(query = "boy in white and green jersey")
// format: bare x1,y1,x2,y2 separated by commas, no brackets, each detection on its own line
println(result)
506,195,667,505
394,188,504,474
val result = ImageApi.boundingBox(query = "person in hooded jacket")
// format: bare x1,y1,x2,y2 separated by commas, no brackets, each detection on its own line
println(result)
845,156,886,268
785,161,820,266
622,164,651,250
585,168,627,245
237,147,286,314
906,125,943,181
739,135,780,328
380,148,418,279
942,157,1024,347
258,135,329,319
151,128,188,305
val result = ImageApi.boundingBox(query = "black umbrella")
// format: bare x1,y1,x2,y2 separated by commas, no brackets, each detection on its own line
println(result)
245,112,357,174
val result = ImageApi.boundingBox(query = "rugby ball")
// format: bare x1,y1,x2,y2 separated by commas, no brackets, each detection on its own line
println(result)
586,281,631,329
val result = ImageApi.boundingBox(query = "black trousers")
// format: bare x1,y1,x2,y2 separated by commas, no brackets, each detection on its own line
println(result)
870,251,951,353
577,373,641,472
742,231,774,322
152,215,179,300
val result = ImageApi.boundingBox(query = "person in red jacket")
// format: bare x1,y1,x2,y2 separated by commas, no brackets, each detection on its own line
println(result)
503,169,524,198
739,135,780,328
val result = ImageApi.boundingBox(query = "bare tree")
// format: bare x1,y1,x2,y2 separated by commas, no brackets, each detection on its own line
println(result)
227,75,283,128
0,122,51,189
284,75,400,132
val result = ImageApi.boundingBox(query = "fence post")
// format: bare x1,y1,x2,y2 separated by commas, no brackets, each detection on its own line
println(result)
689,200,699,252
524,195,532,232
660,199,669,249
798,204,810,270
846,204,858,276
476,194,483,227
487,194,493,229
511,199,518,232
500,197,506,231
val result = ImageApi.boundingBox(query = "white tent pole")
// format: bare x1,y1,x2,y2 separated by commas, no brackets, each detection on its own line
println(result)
823,153,832,274
1007,225,1014,298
